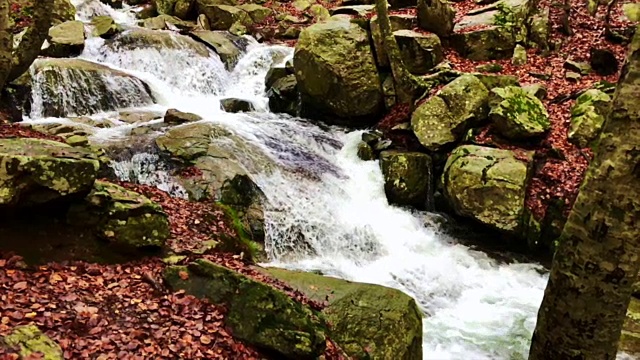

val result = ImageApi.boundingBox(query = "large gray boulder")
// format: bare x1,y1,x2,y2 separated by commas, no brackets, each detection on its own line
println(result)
489,86,550,139
380,151,433,209
294,15,383,125
189,30,249,70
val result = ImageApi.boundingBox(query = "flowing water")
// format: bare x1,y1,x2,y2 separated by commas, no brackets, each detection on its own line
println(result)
22,3,635,359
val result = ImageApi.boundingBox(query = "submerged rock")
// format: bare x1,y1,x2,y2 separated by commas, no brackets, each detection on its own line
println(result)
294,15,383,125
380,150,433,209
262,267,423,360
107,28,210,57
267,74,299,117
1,325,63,360
370,14,418,68
165,260,327,358
569,89,611,148
411,74,489,151
0,138,100,207
189,30,249,70
220,98,254,113
489,86,550,139
442,145,533,233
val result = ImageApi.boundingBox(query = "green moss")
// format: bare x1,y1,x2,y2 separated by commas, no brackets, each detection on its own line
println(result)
2,325,63,360
216,203,263,261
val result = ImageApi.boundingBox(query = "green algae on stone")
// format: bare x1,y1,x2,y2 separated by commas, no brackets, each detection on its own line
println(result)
164,260,327,358
2,325,63,360
261,267,423,360
489,86,550,139
0,138,100,207
411,74,489,151
568,88,612,148
442,145,533,233
380,150,433,209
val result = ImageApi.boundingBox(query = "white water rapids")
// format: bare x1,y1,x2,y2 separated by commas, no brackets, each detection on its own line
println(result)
21,2,633,359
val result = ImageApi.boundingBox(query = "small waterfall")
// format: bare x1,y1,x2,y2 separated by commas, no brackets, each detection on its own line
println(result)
111,152,189,199
72,0,137,25
29,58,155,118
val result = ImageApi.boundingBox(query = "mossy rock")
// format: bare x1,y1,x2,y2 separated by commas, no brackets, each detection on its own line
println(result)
92,16,122,38
1,325,63,360
261,267,423,360
44,20,85,58
620,297,640,356
67,181,170,248
442,145,533,233
380,150,433,209
489,86,550,139
0,138,100,207
164,260,327,358
189,30,249,70
568,89,611,148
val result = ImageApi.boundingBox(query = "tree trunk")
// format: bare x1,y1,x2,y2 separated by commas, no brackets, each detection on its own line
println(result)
0,0,12,90
7,0,54,84
529,28,640,360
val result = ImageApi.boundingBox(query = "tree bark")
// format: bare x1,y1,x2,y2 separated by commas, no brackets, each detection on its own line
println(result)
6,0,54,84
529,27,640,360
0,0,12,90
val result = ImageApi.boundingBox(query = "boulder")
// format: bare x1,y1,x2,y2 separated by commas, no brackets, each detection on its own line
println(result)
380,151,433,209
164,260,327,358
265,65,290,89
568,89,612,148
67,181,170,248
1,325,63,360
237,4,273,23
154,0,196,18
164,108,203,124
411,74,489,151
417,0,455,37
394,29,444,75
0,138,100,207
370,14,417,67
142,14,195,31
442,145,533,232
450,0,533,60
91,16,122,38
267,75,299,116
261,267,423,360
220,98,255,112
200,4,252,30
31,58,155,118
189,30,248,70
53,0,77,26
43,21,85,58
357,142,375,161
107,28,210,57
528,7,550,50
294,16,383,125
489,86,550,139
473,73,519,89
309,4,330,20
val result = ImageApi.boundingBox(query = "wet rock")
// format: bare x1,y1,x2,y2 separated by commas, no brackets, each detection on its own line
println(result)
309,4,330,20
265,65,290,89
66,135,90,147
189,30,248,70
294,16,383,125
119,110,164,124
522,83,548,100
164,108,203,124
43,21,85,58
357,142,375,161
394,29,444,75
330,5,376,17
0,138,100,207
165,260,327,358
380,150,433,210
442,145,533,233
92,16,122,38
134,3,159,19
107,28,210,57
220,98,255,113
261,267,423,360
411,74,489,151
568,89,612,148
489,86,550,139
67,181,170,249
267,74,299,116
417,0,455,37
1,325,63,360
200,4,253,31
564,59,591,75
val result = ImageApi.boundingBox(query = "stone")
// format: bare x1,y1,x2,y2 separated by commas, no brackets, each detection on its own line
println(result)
522,83,548,100
330,5,376,17
294,16,383,125
1,325,63,360
380,151,433,209
442,145,533,232
267,75,298,116
394,29,444,74
0,138,100,207
164,108,203,124
67,181,170,248
417,0,455,37
411,74,489,151
357,142,375,161
154,0,196,18
261,267,423,360
309,4,330,20
564,59,591,75
200,4,253,30
43,21,85,58
135,3,159,19
31,58,155,118
164,260,327,358
473,73,519,89
92,16,122,38
489,86,550,139
512,44,526,65
565,71,581,81
189,30,249,70
220,98,255,112
450,0,533,60
568,89,612,148
237,4,273,23
528,7,550,50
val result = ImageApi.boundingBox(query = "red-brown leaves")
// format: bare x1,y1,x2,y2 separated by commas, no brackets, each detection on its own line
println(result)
0,124,66,143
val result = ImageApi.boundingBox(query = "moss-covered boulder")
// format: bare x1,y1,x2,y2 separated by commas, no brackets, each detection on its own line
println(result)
267,74,299,116
189,30,248,70
154,0,196,18
43,20,85,58
450,0,533,60
67,181,169,248
417,0,455,37
294,15,383,125
92,16,122,38
394,29,444,75
380,151,433,209
200,4,253,31
620,297,640,356
411,74,489,151
164,108,203,124
1,325,63,360
165,260,327,358
220,98,254,113
261,267,423,360
489,86,550,139
237,4,272,22
370,14,418,68
568,89,612,148
0,138,100,207
442,145,533,232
